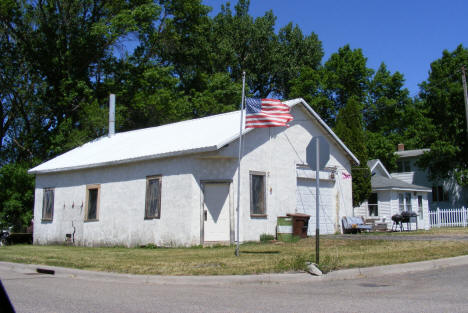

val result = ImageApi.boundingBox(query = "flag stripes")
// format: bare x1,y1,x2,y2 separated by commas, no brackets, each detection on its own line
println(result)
245,98,293,128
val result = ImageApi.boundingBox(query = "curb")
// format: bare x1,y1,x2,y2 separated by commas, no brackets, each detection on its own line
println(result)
324,254,468,281
1,255,468,286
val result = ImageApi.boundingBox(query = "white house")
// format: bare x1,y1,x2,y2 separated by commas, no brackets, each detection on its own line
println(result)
355,159,431,230
391,144,468,210
29,98,359,247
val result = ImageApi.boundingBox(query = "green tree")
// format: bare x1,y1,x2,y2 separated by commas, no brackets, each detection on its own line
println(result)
0,163,34,231
418,45,468,185
334,96,372,207
274,22,323,97
0,0,160,228
289,67,335,125
324,45,373,114
365,63,410,135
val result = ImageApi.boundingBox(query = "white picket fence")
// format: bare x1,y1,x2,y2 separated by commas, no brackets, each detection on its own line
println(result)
429,207,468,228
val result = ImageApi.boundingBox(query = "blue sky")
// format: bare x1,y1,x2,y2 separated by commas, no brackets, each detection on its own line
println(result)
202,0,468,97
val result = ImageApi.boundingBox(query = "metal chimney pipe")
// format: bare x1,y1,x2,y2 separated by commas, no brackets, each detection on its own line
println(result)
109,94,115,137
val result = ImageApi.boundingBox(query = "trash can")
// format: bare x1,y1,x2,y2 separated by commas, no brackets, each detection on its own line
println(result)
287,213,311,238
277,216,293,241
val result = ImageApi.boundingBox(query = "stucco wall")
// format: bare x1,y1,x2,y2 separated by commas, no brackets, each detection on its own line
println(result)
33,105,354,246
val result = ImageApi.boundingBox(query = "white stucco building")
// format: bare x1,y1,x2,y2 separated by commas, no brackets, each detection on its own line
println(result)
355,159,431,230
29,98,359,247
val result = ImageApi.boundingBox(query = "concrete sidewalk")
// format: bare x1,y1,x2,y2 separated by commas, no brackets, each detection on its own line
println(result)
1,255,468,286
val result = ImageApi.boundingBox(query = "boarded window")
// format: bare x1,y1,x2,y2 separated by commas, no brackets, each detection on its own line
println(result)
250,173,266,216
145,176,161,219
85,185,100,221
42,188,54,220
368,193,378,217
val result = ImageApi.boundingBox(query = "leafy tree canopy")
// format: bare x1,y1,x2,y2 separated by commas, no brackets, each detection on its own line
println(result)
418,45,468,186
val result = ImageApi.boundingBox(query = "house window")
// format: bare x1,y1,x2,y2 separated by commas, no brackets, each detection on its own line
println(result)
42,188,54,221
399,192,412,212
250,172,266,216
399,193,404,212
432,186,449,202
418,195,423,220
85,185,100,221
405,192,412,212
145,176,161,219
397,160,411,172
368,193,378,217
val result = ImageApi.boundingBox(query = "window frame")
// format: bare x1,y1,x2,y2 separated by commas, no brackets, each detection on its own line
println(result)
85,184,100,222
42,188,55,221
397,160,411,172
249,171,267,218
398,192,412,212
432,185,449,202
145,175,162,220
368,193,378,217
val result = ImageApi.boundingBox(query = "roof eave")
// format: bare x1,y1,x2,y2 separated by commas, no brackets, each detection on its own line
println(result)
372,187,432,192
28,145,219,175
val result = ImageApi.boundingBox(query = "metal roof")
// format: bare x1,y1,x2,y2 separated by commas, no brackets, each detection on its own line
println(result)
29,98,360,174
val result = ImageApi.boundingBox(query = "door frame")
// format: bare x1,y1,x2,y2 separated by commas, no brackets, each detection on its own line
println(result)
200,179,234,244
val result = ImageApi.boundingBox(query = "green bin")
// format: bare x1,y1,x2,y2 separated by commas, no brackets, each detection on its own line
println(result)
277,216,293,241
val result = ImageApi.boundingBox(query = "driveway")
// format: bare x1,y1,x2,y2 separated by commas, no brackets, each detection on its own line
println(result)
331,233,468,241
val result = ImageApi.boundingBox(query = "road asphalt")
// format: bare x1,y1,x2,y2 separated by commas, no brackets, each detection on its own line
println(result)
2,256,468,313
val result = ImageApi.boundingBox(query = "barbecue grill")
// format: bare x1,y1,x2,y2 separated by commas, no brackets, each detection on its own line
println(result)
392,212,418,231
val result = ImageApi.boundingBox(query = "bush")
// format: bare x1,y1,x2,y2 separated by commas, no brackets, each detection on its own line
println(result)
259,234,275,242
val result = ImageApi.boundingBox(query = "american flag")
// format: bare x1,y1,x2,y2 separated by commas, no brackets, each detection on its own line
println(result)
245,98,293,128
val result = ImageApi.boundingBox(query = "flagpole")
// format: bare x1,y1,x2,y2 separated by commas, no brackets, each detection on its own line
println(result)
235,71,246,257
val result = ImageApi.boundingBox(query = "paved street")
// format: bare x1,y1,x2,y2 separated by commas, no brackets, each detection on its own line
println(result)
2,262,468,313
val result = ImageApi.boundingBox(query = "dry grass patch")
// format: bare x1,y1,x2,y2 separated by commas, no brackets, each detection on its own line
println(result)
1,235,467,275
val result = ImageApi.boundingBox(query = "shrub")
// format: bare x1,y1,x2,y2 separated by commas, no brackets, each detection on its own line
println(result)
259,234,275,242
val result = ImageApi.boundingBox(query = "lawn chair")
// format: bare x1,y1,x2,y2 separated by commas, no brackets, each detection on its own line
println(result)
342,216,373,234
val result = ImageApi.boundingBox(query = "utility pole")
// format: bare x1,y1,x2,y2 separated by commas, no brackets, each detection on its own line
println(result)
461,66,468,139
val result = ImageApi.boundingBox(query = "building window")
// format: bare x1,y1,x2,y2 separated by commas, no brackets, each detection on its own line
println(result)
418,195,423,220
145,176,161,219
432,186,449,202
250,172,266,216
399,193,404,212
405,192,412,211
85,185,100,221
399,192,412,212
42,188,54,221
368,193,378,217
397,160,411,172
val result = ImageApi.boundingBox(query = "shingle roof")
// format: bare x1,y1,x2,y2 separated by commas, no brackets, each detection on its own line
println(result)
371,175,431,192
29,98,359,174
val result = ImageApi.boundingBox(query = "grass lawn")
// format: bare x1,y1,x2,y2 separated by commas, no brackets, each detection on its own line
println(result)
1,228,467,275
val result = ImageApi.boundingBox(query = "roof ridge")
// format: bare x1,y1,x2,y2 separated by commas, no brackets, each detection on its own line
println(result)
106,110,241,139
